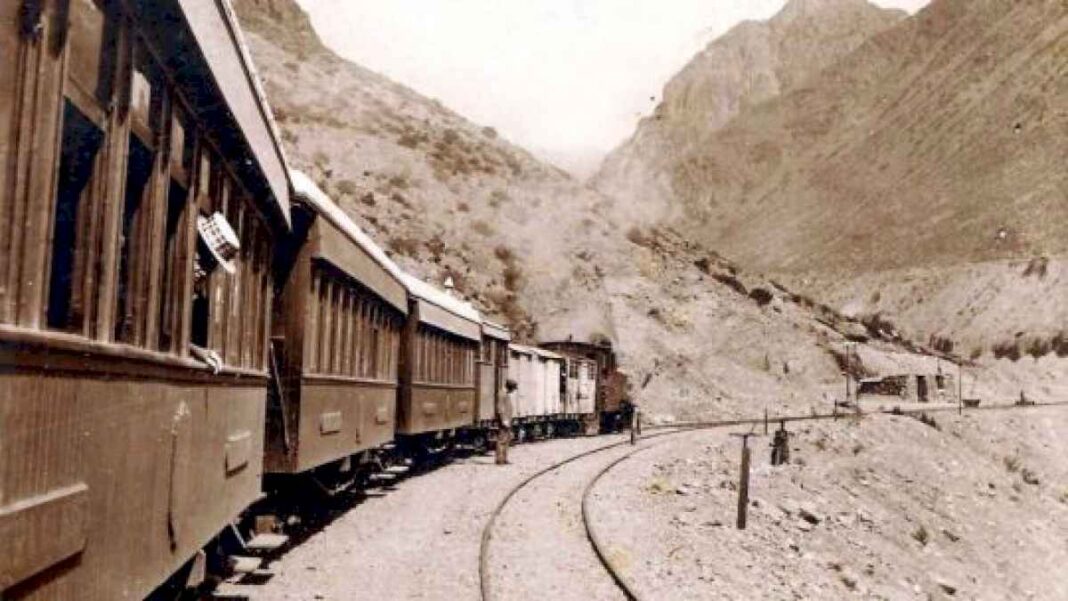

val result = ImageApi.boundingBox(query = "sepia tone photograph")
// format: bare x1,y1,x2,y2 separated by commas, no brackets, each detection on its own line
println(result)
0,0,1065,599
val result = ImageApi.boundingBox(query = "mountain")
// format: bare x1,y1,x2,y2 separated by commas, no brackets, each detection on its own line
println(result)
599,0,1068,272
596,0,1068,357
594,0,906,224
230,0,1052,419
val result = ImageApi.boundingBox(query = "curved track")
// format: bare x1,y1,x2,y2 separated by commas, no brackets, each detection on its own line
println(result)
478,401,1067,601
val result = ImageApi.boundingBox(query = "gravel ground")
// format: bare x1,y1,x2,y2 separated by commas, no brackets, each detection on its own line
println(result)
218,434,628,600
484,432,709,601
589,405,1068,600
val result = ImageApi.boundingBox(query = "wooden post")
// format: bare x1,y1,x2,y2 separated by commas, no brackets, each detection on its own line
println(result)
737,437,751,529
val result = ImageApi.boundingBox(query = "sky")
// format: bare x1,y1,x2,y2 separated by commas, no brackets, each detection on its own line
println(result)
298,0,930,177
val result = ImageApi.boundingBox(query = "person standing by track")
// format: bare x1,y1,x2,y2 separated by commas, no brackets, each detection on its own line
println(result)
496,379,517,464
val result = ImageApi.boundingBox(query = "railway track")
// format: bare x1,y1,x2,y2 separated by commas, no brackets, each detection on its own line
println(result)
478,400,1067,601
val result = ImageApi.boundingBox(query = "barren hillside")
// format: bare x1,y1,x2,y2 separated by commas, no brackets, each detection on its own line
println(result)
231,0,1052,420
595,0,1068,361
595,0,906,224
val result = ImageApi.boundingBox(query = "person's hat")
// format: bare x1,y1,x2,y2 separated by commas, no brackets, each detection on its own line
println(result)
197,212,240,274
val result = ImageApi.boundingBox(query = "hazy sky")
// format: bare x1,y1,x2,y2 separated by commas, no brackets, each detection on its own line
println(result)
298,0,930,176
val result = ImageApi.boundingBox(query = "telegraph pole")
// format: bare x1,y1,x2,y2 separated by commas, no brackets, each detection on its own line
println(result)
731,432,759,530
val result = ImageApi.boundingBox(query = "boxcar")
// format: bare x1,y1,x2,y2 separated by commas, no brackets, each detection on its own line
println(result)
476,320,511,428
267,171,407,477
563,356,597,417
0,1,290,598
507,344,565,436
397,273,481,446
540,340,630,432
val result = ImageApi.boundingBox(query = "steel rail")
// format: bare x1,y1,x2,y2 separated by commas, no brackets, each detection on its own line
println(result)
479,400,1068,601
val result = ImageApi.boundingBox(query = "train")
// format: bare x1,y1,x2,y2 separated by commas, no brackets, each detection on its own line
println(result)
0,2,628,599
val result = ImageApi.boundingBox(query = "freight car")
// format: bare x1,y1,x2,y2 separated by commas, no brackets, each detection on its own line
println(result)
0,0,290,599
540,339,632,432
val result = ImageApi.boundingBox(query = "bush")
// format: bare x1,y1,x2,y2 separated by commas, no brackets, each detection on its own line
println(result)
1022,256,1049,278
912,525,929,546
992,339,1022,361
1053,332,1068,358
929,334,955,354
860,313,897,339
336,179,358,196
713,273,747,296
1027,338,1051,359
387,236,420,258
626,226,653,248
494,245,514,262
748,287,774,307
693,257,712,274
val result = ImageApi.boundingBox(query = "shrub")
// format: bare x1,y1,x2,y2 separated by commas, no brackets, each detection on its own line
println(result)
336,179,358,196
494,245,514,262
693,257,711,274
912,525,929,546
992,339,1022,361
929,334,955,354
1022,256,1049,278
471,220,494,237
969,346,983,360
626,226,652,248
713,273,747,296
387,236,420,257
1027,338,1051,359
1004,455,1021,473
748,287,774,307
503,264,524,292
860,313,897,339
1053,332,1068,358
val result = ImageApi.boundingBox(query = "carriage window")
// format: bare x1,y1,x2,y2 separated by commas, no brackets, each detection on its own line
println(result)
47,101,104,332
114,134,154,345
157,180,187,351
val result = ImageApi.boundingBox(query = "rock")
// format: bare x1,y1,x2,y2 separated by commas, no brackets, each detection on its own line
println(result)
936,578,959,596
676,485,692,496
799,503,822,525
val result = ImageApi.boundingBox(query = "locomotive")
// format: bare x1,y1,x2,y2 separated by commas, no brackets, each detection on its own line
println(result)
0,2,627,599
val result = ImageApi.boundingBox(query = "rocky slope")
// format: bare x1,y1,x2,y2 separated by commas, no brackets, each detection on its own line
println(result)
594,0,906,225
598,406,1068,600
231,0,1043,420
595,0,1068,360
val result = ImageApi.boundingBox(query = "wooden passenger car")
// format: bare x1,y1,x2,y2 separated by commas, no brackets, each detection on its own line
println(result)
267,172,406,475
0,1,290,598
476,320,511,427
397,273,481,442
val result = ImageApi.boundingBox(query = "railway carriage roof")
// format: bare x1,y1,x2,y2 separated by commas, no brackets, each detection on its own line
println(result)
177,0,292,223
399,272,483,329
509,344,564,361
290,170,405,280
